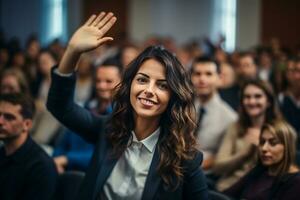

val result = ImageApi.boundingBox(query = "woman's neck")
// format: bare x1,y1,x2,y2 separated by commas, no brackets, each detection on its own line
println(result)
250,114,265,128
133,116,160,141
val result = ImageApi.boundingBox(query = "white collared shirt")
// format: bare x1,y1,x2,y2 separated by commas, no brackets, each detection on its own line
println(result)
195,93,237,159
102,128,160,200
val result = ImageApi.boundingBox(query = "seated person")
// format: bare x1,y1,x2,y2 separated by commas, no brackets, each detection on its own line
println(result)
278,57,300,148
53,58,122,173
213,79,281,191
0,93,57,200
190,56,237,170
224,120,300,200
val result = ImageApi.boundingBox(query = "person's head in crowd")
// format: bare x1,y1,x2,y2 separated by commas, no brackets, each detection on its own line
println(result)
37,49,57,78
218,63,236,89
214,47,228,64
120,44,139,69
237,52,257,81
0,93,35,155
0,69,30,95
48,38,65,61
258,49,273,70
238,79,281,136
259,120,298,176
109,45,197,187
190,56,221,103
25,35,40,60
94,57,122,102
10,50,25,69
228,51,240,69
285,57,300,94
0,46,9,69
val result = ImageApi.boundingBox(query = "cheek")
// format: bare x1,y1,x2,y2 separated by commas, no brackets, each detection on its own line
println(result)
276,147,285,161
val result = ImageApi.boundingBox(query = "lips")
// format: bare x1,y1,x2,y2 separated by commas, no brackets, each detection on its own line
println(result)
261,155,272,161
138,97,157,106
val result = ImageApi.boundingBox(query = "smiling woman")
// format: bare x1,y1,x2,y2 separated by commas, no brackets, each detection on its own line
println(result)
47,12,208,200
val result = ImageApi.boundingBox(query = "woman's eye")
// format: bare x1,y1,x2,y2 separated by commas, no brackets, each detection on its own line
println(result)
158,83,169,90
137,77,147,83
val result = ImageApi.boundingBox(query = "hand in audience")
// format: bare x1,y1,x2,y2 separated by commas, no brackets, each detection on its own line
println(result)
54,156,68,174
244,127,260,146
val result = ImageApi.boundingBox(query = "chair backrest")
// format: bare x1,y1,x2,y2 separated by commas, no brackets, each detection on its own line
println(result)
55,171,85,200
208,190,232,200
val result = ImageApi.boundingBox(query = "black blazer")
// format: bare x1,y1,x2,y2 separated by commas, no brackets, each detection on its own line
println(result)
47,67,208,200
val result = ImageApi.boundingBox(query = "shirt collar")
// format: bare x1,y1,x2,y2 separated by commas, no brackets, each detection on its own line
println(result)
195,93,220,110
131,127,160,153
0,136,32,164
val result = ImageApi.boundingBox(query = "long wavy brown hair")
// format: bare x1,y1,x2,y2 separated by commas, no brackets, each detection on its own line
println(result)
107,46,198,189
237,79,282,137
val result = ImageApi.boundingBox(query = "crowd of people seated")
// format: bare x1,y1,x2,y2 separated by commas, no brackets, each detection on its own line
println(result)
1,26,300,199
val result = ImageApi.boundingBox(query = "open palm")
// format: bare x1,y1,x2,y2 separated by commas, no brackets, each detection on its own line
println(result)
69,12,117,53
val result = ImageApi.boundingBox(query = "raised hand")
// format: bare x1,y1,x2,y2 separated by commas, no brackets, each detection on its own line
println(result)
58,12,117,74
68,12,117,54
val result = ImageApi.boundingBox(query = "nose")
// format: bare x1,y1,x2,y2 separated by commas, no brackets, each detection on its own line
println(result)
261,142,269,152
144,82,155,96
0,115,4,124
97,81,107,90
248,97,256,104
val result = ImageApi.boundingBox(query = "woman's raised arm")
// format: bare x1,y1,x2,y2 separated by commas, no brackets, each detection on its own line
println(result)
58,12,117,74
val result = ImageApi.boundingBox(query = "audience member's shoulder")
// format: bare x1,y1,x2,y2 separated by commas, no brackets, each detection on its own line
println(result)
218,98,238,120
27,138,56,167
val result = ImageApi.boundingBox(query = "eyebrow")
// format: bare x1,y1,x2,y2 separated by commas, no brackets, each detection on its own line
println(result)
136,72,167,82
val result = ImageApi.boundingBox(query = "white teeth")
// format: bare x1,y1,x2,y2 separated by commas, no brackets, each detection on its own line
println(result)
140,98,154,106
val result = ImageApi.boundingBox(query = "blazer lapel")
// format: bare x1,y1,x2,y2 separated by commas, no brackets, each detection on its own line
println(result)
141,144,162,200
92,134,130,199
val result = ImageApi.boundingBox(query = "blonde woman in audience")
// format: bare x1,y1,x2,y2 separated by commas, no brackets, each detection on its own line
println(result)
0,68,30,95
224,120,300,200
213,79,281,191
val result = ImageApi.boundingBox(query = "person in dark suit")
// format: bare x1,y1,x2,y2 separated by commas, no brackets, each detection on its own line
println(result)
47,12,208,200
0,93,57,200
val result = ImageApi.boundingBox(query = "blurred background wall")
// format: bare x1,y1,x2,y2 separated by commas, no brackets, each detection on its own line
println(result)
0,0,299,51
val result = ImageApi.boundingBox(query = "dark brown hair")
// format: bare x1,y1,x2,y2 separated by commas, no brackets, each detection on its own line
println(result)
107,46,197,189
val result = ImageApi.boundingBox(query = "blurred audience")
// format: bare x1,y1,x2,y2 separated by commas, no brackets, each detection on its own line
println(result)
52,57,122,173
278,57,300,148
224,120,300,200
213,79,281,191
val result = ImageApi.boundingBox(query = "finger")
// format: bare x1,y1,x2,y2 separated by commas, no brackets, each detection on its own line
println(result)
97,37,114,45
92,12,106,26
99,17,117,35
84,14,97,26
96,12,114,29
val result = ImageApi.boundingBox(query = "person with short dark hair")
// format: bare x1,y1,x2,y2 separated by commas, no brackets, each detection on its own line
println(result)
190,56,237,171
0,93,57,200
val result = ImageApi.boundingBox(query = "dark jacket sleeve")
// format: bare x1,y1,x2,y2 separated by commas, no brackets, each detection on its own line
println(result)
46,66,106,143
183,151,209,199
